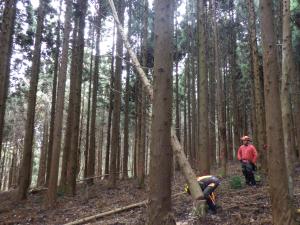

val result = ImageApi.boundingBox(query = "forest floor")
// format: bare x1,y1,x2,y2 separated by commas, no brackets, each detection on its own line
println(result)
1,162,300,225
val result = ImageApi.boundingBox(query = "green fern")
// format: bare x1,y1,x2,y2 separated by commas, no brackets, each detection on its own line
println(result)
229,176,243,189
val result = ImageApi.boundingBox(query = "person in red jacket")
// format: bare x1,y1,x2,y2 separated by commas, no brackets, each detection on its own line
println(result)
237,136,258,186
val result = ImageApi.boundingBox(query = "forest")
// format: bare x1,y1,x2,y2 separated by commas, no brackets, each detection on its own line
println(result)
1,0,300,224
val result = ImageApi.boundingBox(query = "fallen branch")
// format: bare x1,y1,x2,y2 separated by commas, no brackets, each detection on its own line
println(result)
28,187,48,194
63,192,186,225
76,170,132,182
107,0,203,202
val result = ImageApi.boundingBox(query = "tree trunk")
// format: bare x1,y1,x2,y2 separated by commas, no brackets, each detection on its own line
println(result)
109,0,124,187
137,0,148,188
148,0,176,223
0,0,17,162
65,0,87,195
208,0,216,165
186,58,192,164
37,116,48,187
8,147,17,189
104,25,116,177
46,5,61,185
191,54,197,167
227,0,236,160
259,0,298,223
247,0,267,170
282,0,297,196
46,0,72,206
175,8,180,143
87,8,101,185
183,66,188,156
84,33,93,179
17,0,46,200
108,0,204,204
293,68,300,158
77,82,86,177
122,0,131,179
133,97,138,178
0,147,7,190
60,17,79,189
212,0,227,176
97,108,105,177
197,0,210,174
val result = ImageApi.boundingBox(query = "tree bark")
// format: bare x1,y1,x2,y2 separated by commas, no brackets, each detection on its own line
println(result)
122,0,131,179
212,0,227,176
183,65,188,156
247,0,267,170
8,147,17,189
60,16,79,189
0,0,17,162
97,107,105,177
65,0,87,195
84,33,93,179
46,0,72,206
208,0,216,165
282,0,297,196
109,0,124,187
259,0,298,223
104,25,116,177
46,4,61,185
186,58,192,164
137,0,148,188
17,0,46,200
148,0,176,223
37,116,48,187
197,0,210,174
87,7,101,185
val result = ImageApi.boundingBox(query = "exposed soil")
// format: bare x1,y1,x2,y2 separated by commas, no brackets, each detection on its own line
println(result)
1,162,300,225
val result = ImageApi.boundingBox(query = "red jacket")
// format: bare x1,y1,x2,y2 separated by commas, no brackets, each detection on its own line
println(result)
237,144,258,164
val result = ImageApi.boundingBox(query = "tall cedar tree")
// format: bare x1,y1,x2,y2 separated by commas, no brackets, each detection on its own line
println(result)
87,3,101,185
104,25,115,177
84,27,93,178
137,0,148,188
229,5,240,161
259,0,298,224
208,0,216,165
148,0,176,224
60,14,78,189
246,0,266,169
197,0,210,174
65,0,88,195
0,0,17,168
46,3,61,185
46,0,72,206
109,0,124,187
37,116,48,187
282,0,297,195
212,0,227,175
123,0,132,179
17,0,47,200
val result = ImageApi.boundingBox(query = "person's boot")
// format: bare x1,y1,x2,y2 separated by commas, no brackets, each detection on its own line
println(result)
206,197,217,214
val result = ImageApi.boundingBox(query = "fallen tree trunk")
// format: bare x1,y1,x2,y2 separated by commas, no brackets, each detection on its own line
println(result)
64,192,186,225
107,0,203,202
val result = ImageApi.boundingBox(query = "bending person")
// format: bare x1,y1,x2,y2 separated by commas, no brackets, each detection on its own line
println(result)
184,175,220,213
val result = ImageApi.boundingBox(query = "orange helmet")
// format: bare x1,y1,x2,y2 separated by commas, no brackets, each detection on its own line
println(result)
241,136,251,141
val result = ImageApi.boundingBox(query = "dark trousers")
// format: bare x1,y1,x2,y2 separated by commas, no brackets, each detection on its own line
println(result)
241,161,256,185
206,194,216,212
202,185,218,212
